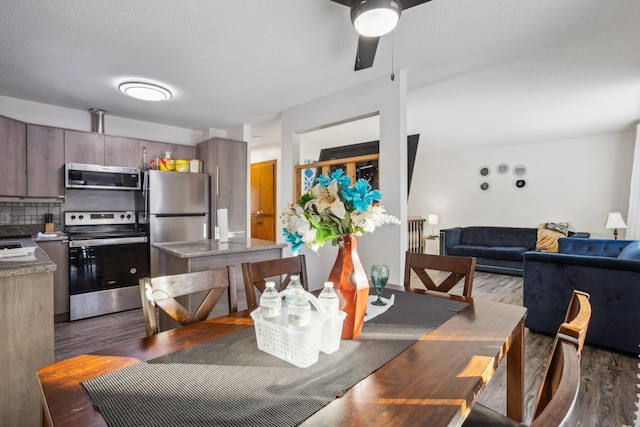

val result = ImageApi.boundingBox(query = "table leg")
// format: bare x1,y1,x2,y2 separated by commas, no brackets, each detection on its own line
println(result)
506,320,525,422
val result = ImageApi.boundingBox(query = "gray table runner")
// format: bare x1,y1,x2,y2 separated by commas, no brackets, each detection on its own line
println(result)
82,291,467,427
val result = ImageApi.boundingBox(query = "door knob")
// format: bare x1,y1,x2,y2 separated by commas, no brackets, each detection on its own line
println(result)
255,209,263,215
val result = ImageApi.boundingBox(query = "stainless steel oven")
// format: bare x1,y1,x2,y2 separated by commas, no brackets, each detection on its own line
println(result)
66,211,149,320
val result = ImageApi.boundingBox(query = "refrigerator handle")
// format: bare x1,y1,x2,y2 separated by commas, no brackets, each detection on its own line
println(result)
143,170,149,221
216,166,219,196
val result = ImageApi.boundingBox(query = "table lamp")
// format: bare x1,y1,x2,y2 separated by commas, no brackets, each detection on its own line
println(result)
427,214,439,237
604,212,627,240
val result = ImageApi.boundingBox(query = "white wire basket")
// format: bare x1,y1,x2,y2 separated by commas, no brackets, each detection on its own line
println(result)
251,291,346,368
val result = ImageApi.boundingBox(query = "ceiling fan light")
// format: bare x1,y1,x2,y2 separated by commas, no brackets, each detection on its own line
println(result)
351,0,401,37
118,81,172,101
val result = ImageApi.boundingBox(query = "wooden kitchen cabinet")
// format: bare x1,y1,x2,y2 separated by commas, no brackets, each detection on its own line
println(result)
38,239,70,320
141,139,196,162
0,268,54,427
64,129,104,164
197,137,248,236
27,124,65,198
106,135,140,168
0,115,27,196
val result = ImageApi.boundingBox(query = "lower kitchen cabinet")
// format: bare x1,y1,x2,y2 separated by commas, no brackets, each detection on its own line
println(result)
38,239,70,321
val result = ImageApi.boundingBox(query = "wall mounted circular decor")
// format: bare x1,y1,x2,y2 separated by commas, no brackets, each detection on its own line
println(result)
513,164,527,176
479,181,490,192
496,163,509,174
479,166,490,177
514,178,527,190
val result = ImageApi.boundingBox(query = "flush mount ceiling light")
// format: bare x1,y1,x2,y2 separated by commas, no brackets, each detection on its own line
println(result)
351,0,402,37
118,81,172,101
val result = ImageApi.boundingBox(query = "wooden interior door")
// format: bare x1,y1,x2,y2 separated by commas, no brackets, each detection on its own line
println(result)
250,160,276,241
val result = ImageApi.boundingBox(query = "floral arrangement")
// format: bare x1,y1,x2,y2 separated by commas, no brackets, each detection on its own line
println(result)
282,169,400,255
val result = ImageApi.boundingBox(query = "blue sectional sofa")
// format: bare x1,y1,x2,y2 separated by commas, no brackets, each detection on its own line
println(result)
523,238,640,355
439,226,589,276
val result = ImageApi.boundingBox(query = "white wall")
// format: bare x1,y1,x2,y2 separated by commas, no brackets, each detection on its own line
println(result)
299,116,381,161
0,95,207,144
408,131,635,239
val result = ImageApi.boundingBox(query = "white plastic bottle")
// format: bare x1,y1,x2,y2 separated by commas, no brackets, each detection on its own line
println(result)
284,274,303,304
288,288,311,330
318,281,339,314
259,281,281,324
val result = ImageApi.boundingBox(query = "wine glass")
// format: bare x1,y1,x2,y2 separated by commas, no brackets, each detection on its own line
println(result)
370,264,389,306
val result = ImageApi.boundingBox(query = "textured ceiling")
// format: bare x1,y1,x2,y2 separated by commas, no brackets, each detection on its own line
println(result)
1,0,639,151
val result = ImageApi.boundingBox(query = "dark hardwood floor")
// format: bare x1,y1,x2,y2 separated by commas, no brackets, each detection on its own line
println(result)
54,272,639,426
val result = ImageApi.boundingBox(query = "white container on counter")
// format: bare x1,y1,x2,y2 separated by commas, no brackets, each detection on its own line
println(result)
189,159,202,173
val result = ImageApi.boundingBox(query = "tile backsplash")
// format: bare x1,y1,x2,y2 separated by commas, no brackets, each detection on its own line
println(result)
0,202,61,227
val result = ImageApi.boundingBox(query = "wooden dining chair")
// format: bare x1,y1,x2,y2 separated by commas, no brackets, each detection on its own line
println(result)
241,255,308,308
462,290,591,427
559,290,591,357
403,251,476,298
138,267,237,337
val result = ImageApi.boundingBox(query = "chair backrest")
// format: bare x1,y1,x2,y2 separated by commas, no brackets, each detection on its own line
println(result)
403,251,476,298
241,255,308,308
531,290,591,426
138,267,237,337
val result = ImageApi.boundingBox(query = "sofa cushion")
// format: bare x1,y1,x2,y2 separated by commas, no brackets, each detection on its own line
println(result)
558,238,635,257
459,227,537,249
535,222,568,252
617,241,640,260
483,246,528,261
447,245,485,258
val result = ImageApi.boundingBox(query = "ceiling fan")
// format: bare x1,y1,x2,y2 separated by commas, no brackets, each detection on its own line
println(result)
330,0,432,71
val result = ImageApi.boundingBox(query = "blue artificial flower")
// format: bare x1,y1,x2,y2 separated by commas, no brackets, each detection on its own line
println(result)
343,178,382,212
283,228,305,255
315,168,351,188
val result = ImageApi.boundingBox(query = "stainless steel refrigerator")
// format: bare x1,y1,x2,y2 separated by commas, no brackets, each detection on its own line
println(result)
140,170,210,277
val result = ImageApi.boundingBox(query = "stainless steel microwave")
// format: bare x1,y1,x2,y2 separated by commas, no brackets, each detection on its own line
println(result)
65,163,141,191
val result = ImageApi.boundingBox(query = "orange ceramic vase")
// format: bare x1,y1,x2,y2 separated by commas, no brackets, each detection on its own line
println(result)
327,234,369,339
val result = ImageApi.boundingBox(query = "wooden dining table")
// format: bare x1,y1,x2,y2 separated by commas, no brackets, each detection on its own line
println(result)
38,290,527,427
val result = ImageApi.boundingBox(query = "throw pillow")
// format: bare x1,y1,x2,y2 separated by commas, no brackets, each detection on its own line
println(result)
536,222,569,252
617,241,640,260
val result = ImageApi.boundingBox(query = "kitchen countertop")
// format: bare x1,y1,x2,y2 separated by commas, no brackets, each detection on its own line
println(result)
33,232,68,242
0,238,56,278
153,238,287,258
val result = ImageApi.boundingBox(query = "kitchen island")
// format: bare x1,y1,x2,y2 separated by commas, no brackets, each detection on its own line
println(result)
0,238,56,426
153,238,287,328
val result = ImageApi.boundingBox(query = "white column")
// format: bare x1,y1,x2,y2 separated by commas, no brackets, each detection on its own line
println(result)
627,124,640,239
280,72,408,289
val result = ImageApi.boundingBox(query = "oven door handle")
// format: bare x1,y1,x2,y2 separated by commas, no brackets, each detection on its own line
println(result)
69,237,148,248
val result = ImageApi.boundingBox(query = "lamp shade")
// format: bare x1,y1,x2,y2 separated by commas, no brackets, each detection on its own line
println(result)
604,212,627,229
427,214,439,225
351,0,401,37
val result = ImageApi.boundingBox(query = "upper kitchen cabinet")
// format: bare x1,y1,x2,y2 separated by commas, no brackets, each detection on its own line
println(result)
105,136,140,168
197,137,248,236
27,124,65,198
64,130,104,165
142,140,196,162
0,115,27,196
